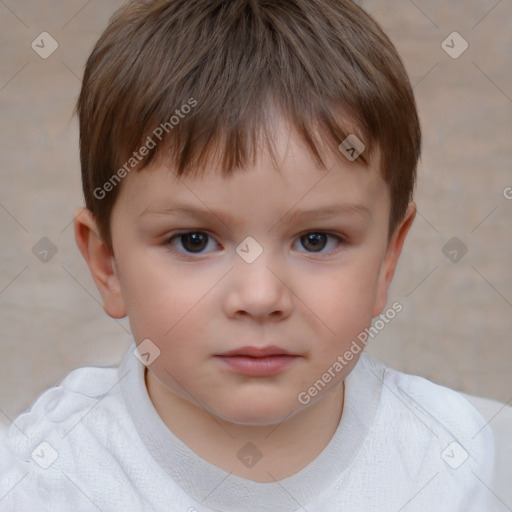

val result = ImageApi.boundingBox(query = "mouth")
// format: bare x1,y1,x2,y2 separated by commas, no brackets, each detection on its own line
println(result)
216,345,294,358
214,345,299,377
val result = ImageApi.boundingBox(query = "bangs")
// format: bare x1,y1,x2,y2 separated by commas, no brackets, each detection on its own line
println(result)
124,94,371,180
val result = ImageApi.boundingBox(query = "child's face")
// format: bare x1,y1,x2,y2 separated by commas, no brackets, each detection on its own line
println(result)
78,117,413,426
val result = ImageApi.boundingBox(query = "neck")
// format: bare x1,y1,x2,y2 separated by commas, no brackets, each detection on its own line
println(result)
145,368,345,483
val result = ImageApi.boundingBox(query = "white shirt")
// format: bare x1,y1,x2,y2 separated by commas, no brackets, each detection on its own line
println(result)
0,343,495,511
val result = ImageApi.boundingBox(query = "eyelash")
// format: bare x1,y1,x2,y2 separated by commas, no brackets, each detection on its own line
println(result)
163,230,346,258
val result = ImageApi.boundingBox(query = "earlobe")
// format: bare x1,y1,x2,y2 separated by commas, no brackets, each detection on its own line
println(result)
372,202,416,317
73,208,127,319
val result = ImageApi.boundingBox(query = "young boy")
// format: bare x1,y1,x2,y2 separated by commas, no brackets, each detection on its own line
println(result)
0,0,495,510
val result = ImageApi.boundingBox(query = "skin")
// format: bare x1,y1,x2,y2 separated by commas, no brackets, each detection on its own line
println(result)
75,115,415,483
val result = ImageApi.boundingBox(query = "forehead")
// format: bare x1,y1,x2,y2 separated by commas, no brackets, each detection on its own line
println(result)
115,114,388,224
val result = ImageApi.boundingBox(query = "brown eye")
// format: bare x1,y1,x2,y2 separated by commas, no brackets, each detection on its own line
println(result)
300,233,328,252
294,232,343,255
180,232,208,252
166,231,218,254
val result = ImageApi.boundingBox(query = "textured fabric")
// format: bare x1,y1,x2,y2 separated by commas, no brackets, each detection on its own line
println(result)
461,392,512,508
0,343,496,511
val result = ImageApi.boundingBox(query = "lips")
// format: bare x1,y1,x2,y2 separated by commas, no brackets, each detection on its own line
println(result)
216,345,294,358
214,345,299,376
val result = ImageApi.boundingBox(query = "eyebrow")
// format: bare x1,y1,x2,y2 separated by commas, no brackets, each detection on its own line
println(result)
139,201,370,229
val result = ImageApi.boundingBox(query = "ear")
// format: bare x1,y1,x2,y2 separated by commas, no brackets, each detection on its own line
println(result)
74,208,127,319
372,202,416,317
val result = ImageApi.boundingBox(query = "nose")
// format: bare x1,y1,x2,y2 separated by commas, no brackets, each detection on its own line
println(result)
223,247,293,322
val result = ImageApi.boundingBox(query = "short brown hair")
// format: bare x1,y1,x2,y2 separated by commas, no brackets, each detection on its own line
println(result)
76,0,421,253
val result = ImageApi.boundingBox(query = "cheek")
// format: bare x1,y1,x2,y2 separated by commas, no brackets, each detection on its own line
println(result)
300,259,381,332
119,251,218,343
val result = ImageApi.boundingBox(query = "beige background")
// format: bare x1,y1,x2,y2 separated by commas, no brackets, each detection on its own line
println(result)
0,0,511,428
